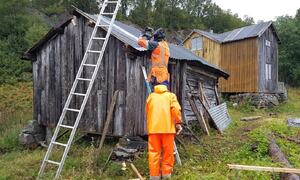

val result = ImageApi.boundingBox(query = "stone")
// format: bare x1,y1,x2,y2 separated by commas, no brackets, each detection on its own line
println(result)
19,120,45,149
287,118,300,128
19,133,39,149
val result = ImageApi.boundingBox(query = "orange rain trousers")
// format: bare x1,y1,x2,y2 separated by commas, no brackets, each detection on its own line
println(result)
148,134,175,176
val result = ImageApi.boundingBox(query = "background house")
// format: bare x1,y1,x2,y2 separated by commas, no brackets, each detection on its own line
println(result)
22,8,229,136
183,22,281,93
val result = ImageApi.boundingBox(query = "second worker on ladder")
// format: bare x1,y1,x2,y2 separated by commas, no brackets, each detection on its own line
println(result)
138,28,170,88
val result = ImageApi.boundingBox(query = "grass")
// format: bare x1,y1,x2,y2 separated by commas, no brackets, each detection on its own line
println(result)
0,83,299,179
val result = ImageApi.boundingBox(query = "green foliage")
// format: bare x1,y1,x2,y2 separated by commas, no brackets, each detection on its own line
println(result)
275,8,300,87
126,0,251,32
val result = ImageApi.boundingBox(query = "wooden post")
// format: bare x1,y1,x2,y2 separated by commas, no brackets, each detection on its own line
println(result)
187,93,209,135
95,90,119,162
130,163,145,180
214,85,220,105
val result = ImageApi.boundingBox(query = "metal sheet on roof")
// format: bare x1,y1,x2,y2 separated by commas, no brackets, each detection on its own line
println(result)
208,103,231,133
73,9,227,76
193,21,274,44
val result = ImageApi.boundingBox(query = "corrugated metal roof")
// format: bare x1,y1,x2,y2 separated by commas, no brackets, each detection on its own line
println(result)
74,8,228,77
190,21,280,44
23,8,229,78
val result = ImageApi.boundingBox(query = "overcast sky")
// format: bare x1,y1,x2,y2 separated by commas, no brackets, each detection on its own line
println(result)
212,0,300,23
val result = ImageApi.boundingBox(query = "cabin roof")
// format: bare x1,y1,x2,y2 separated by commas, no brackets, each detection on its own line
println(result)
184,21,280,44
22,7,229,78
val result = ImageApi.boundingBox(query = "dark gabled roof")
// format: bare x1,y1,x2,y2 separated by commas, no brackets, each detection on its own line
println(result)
184,21,280,44
23,7,229,78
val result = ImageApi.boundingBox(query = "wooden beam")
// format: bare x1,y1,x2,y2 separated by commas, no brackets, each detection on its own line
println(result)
227,164,300,174
130,163,145,180
95,90,119,161
187,93,210,135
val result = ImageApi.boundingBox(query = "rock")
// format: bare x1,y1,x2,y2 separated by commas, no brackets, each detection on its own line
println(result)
19,120,45,149
19,133,39,149
287,118,300,128
229,93,283,109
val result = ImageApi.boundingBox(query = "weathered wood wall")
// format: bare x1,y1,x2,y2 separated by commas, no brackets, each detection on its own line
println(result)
32,15,220,136
183,32,221,67
219,38,258,93
180,63,219,124
258,27,278,93
33,15,149,136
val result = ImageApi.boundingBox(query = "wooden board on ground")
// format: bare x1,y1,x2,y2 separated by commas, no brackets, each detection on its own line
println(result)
240,116,262,121
227,164,300,174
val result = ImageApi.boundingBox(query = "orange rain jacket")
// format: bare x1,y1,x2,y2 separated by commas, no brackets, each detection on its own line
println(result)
138,38,170,83
146,85,182,134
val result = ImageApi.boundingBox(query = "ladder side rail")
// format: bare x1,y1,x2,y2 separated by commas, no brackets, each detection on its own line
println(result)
54,1,121,178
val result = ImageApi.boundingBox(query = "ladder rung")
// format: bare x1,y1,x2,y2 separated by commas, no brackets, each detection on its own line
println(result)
105,1,118,3
92,37,106,40
46,160,60,166
101,12,115,15
87,50,102,54
71,92,86,96
65,108,80,112
52,141,67,147
96,24,110,28
77,78,92,81
59,124,74,129
83,63,97,67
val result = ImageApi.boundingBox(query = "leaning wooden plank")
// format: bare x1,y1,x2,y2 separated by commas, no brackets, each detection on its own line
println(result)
198,82,210,109
227,164,300,174
130,163,145,180
214,85,220,105
95,90,119,162
187,93,210,135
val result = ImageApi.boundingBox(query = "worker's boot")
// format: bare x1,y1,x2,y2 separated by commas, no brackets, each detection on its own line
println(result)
162,174,171,179
150,176,161,180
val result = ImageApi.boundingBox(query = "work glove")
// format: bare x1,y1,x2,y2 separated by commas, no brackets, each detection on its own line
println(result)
176,124,183,135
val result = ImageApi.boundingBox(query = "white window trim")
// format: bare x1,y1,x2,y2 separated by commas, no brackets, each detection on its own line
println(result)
265,40,271,47
191,37,203,51
265,64,272,80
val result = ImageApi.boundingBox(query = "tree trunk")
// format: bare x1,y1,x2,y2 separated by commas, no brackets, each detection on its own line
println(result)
268,137,300,180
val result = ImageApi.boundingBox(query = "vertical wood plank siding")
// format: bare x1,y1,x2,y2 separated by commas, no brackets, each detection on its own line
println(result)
258,28,278,93
183,32,221,66
219,38,258,93
32,15,220,136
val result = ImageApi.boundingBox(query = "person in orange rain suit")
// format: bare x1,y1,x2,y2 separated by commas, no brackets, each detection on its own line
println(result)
138,28,170,88
146,84,183,180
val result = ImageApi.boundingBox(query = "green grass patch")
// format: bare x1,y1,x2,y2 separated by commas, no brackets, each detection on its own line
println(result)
0,83,300,179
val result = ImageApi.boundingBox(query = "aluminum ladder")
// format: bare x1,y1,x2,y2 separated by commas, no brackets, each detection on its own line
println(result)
37,0,121,179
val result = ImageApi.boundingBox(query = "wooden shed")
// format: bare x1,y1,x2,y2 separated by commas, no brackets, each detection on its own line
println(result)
22,8,229,136
183,22,281,93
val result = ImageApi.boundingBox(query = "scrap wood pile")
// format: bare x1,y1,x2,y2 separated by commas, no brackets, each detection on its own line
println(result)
185,81,231,136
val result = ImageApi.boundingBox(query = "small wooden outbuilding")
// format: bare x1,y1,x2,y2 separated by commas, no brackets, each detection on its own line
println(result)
183,22,281,93
22,8,229,136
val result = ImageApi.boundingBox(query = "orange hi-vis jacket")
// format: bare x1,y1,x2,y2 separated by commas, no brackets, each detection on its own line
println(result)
138,38,170,83
146,85,182,134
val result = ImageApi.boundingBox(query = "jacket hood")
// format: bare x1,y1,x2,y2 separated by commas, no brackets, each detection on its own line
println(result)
154,85,168,93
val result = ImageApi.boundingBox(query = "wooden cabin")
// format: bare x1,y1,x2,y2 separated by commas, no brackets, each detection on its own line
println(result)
183,22,281,93
22,8,229,136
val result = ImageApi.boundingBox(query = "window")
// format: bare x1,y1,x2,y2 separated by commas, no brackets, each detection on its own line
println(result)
265,40,271,47
265,64,272,80
191,37,203,51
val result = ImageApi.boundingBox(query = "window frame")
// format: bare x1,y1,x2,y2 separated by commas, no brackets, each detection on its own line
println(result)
191,37,203,51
